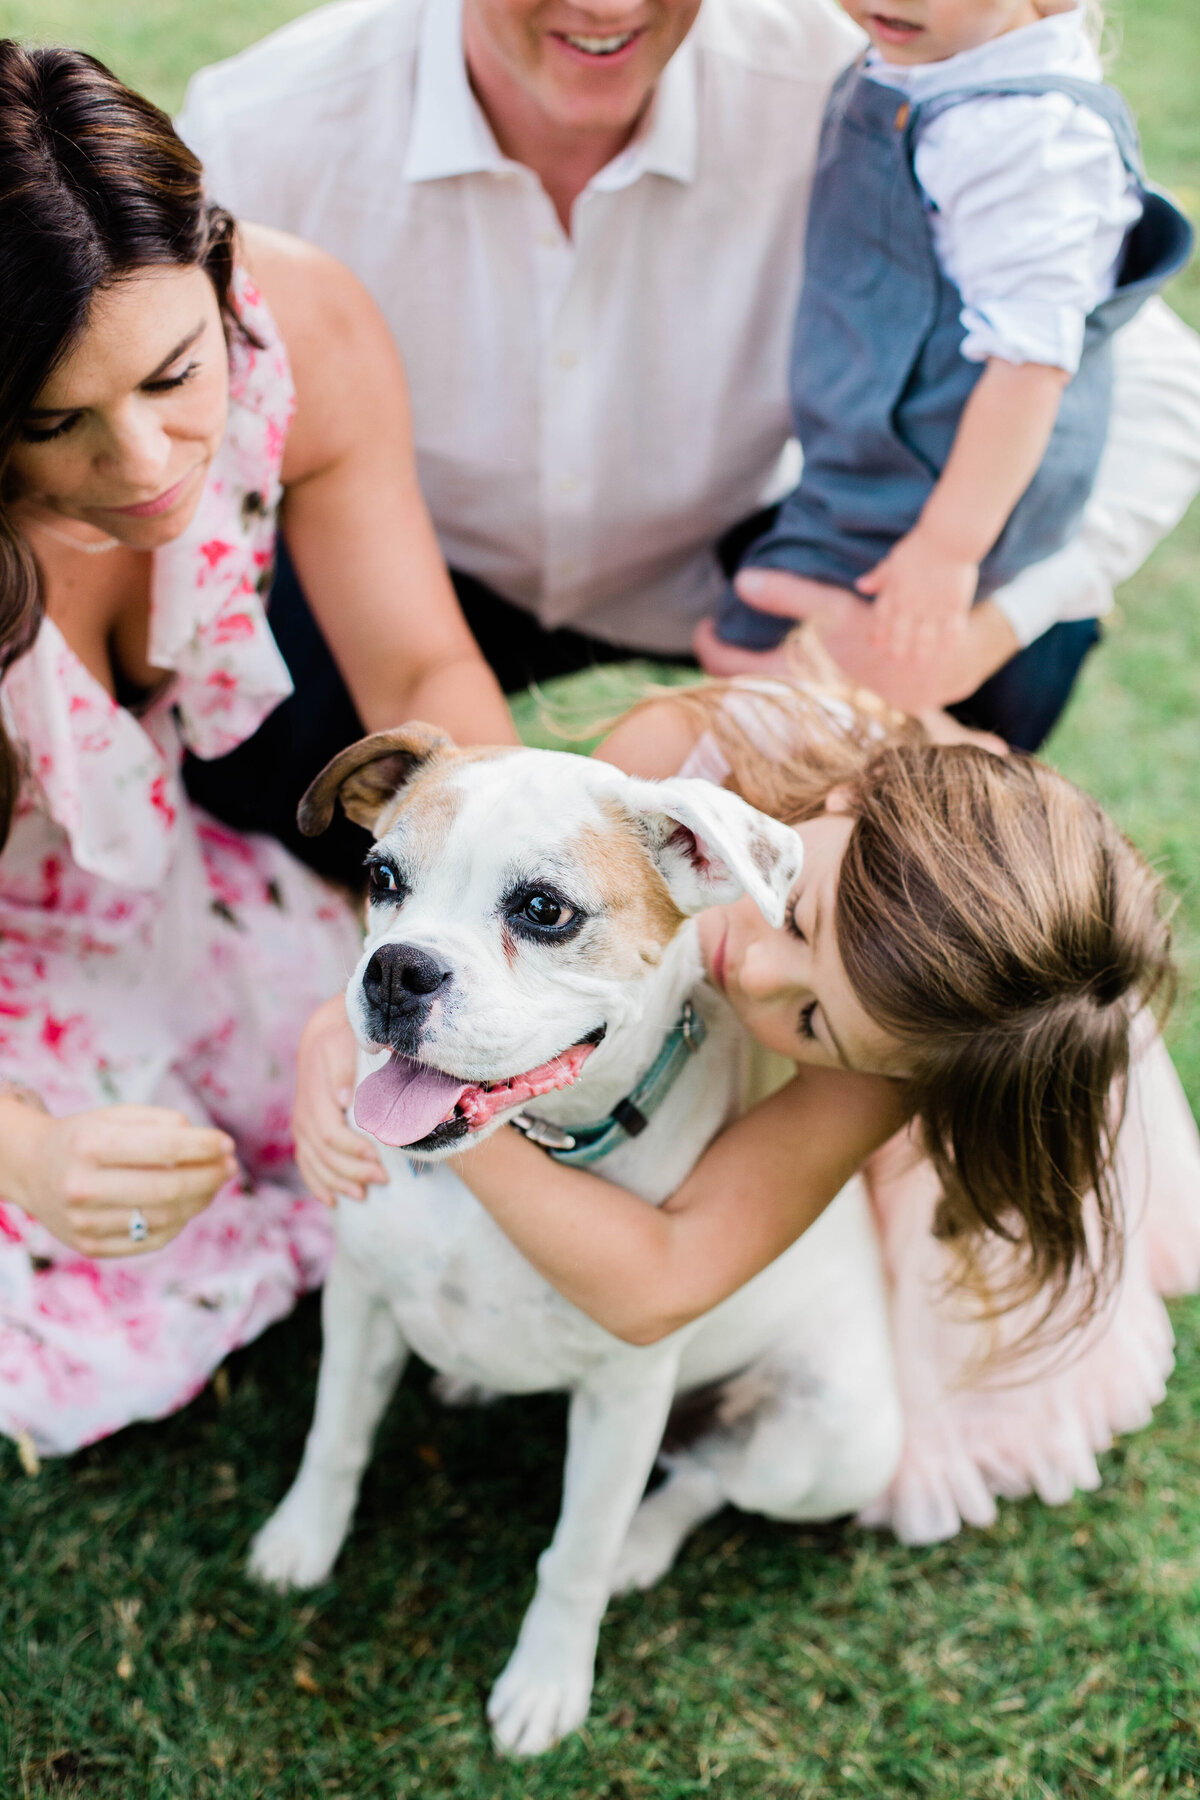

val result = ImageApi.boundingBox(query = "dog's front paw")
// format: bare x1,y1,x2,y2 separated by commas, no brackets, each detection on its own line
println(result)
487,1648,595,1757
247,1489,348,1592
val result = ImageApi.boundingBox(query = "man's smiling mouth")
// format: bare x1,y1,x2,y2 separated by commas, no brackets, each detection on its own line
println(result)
558,30,639,56
353,1031,605,1150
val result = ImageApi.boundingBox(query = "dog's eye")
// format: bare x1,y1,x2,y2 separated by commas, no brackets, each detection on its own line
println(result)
519,892,574,930
368,861,404,903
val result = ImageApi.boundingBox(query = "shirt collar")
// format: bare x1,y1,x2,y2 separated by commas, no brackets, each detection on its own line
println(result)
865,8,1097,98
405,0,698,188
591,32,698,190
405,0,504,182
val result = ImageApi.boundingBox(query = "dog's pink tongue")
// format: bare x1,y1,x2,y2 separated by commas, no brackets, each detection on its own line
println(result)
353,1054,471,1148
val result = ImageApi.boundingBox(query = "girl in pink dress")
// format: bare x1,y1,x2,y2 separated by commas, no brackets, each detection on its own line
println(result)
674,678,1200,1545
299,668,1200,1547
0,43,513,1455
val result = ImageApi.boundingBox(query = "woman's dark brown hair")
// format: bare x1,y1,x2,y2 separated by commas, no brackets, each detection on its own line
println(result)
0,40,244,848
661,667,1175,1325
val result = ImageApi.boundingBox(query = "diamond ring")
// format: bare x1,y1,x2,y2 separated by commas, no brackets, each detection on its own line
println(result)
128,1209,149,1245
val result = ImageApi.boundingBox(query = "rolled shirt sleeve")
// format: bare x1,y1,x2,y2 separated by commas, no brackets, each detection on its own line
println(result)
913,90,1144,372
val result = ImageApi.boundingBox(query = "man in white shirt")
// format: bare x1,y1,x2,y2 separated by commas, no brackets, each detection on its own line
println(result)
179,0,1200,835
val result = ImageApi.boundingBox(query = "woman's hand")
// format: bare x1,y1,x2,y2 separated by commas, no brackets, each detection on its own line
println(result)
292,994,387,1206
7,1103,236,1258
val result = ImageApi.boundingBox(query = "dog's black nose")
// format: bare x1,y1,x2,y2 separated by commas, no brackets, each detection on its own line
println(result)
364,943,452,1011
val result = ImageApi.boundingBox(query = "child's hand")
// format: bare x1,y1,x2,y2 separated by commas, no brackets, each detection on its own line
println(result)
292,994,387,1206
856,529,978,663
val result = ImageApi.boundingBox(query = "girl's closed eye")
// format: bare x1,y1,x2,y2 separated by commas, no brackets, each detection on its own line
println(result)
798,1000,818,1042
786,903,807,943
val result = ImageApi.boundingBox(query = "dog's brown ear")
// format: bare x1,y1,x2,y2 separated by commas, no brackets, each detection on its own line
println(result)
298,723,453,837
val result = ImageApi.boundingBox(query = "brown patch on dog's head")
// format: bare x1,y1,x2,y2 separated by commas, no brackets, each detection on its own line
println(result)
373,768,463,859
571,804,686,968
371,743,522,848
298,729,518,840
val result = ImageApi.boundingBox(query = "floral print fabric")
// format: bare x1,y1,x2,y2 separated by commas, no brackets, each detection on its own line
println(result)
0,273,361,1455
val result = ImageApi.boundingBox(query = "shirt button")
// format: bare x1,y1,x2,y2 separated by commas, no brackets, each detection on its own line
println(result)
555,349,578,371
557,474,580,496
538,230,559,250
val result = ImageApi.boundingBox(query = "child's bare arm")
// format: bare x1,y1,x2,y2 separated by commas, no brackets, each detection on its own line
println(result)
592,697,704,779
451,1068,908,1343
859,358,1071,662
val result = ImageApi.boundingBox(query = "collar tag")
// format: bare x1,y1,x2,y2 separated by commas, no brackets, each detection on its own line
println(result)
511,1114,578,1152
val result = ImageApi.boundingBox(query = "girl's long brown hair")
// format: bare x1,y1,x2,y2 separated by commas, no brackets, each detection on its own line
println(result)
658,666,1174,1320
0,41,245,849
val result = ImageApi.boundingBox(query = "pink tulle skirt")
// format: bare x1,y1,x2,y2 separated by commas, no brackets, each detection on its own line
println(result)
858,1021,1200,1543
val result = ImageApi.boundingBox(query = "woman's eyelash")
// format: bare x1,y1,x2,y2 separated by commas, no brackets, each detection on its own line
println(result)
798,1001,818,1042
20,362,201,441
20,415,80,444
786,907,806,943
144,361,200,394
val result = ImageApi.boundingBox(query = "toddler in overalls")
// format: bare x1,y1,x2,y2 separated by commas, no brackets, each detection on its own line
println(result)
715,0,1192,674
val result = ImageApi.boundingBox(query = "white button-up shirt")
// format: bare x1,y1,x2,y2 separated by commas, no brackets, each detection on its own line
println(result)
180,0,1200,652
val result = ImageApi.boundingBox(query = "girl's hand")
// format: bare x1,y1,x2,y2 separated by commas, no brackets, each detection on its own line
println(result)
12,1104,236,1258
292,994,387,1205
856,529,977,664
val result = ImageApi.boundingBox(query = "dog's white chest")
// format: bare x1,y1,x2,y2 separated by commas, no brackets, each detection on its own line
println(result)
337,1162,623,1389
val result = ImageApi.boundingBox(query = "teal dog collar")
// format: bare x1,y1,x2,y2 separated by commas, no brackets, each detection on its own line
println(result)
511,1000,707,1168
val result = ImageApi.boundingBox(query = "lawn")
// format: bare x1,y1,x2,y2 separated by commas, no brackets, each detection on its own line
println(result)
0,2,1197,1796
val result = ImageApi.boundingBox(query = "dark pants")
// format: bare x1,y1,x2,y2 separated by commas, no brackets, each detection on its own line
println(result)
182,533,1099,885
946,617,1100,753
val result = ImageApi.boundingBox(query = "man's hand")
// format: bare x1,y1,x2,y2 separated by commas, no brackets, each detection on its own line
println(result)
856,527,977,663
292,995,387,1206
9,1105,237,1258
695,567,1020,716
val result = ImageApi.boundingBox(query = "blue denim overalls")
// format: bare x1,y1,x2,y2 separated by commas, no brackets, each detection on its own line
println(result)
716,62,1194,650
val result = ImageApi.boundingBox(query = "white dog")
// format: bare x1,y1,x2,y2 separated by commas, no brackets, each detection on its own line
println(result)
249,726,901,1756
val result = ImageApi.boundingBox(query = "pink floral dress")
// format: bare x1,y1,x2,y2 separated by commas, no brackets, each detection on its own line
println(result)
683,682,1200,1544
0,274,361,1456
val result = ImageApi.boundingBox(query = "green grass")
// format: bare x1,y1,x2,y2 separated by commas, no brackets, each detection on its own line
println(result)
0,2,1198,1795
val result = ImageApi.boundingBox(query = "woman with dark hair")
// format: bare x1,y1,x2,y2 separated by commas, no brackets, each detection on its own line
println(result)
0,41,512,1454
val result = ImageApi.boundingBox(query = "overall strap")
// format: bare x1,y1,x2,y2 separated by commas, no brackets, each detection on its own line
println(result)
907,74,1145,180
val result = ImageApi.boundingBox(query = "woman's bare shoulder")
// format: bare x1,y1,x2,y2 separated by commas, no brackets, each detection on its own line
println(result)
593,697,705,780
236,224,406,482
236,223,383,350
